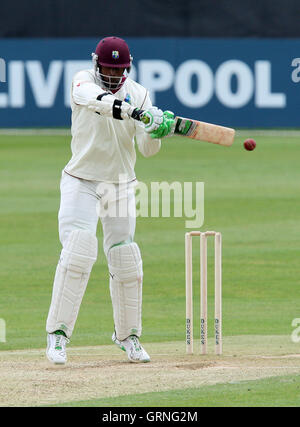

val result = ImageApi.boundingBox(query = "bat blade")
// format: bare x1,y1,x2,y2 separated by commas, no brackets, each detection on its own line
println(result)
140,113,235,147
173,117,235,147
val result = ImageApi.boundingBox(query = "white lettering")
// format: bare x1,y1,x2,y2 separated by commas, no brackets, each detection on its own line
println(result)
291,58,300,83
135,181,149,218
216,60,254,108
189,412,198,422
102,411,136,424
9,61,25,108
175,60,214,107
184,182,204,229
146,411,197,422
139,60,174,104
0,58,7,108
0,58,6,82
291,318,300,343
26,61,63,107
150,181,182,218
0,58,287,112
255,61,286,107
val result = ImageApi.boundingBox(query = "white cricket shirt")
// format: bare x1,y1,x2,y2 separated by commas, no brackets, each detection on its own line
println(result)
64,69,161,183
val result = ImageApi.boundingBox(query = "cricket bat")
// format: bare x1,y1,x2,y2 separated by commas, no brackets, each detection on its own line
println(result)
142,115,235,147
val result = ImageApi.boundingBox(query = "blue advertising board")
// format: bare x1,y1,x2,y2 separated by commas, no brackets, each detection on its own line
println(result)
0,38,299,127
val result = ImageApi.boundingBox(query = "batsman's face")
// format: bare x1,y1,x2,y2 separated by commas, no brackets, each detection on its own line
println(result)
99,66,125,91
101,66,125,81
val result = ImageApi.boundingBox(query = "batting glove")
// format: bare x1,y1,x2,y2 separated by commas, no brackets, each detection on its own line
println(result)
150,111,175,139
142,107,164,133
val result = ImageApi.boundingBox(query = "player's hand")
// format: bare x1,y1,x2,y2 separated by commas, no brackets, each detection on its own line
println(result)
150,111,175,139
142,107,164,133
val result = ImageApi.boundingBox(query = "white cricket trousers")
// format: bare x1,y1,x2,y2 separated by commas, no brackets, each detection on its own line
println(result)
58,171,137,254
46,171,142,339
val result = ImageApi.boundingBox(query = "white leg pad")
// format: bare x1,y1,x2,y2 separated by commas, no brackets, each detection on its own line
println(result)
108,242,143,341
46,229,98,338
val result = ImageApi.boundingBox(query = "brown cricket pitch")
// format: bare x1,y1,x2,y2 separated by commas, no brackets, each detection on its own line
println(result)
0,335,300,407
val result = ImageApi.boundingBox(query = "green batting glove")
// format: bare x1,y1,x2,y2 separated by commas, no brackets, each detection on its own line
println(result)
150,111,175,139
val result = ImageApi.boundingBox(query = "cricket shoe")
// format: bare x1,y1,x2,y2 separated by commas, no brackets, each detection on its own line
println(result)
112,332,150,363
46,332,69,365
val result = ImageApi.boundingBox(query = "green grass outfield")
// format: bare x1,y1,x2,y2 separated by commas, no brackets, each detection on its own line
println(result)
0,130,300,406
52,374,300,407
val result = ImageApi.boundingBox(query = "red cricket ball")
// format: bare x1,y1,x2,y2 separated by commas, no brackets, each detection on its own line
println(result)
243,138,256,151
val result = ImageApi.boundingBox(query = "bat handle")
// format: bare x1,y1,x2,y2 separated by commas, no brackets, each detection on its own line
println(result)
141,114,150,124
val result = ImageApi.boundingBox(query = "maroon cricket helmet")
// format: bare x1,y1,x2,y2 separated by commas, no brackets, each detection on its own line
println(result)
95,37,132,69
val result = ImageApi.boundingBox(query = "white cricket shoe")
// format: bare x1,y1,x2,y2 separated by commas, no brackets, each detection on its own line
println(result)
112,332,150,363
46,333,69,365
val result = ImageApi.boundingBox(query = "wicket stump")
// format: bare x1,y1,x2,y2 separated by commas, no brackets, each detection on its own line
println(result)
185,231,222,355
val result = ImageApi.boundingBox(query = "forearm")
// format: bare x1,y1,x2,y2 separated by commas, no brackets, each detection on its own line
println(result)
88,96,145,121
136,127,161,157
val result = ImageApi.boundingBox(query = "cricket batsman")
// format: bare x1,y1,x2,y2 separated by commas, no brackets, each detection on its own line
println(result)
45,36,175,364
